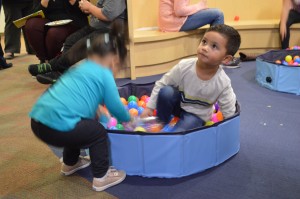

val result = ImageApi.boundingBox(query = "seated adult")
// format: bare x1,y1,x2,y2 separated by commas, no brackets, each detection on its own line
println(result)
24,0,88,63
280,0,300,49
28,0,127,84
158,0,224,32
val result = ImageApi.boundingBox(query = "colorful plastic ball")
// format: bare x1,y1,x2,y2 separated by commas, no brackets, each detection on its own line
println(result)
169,116,179,126
138,100,146,107
275,60,281,64
149,124,162,133
134,126,146,132
282,61,289,65
124,105,129,111
109,126,118,130
294,55,300,61
285,55,293,62
140,95,149,102
116,123,124,130
120,97,127,105
128,101,138,109
137,107,144,115
145,97,150,103
128,95,137,102
129,108,139,117
214,103,219,112
234,16,240,21
205,121,214,126
295,58,300,63
107,117,117,128
293,62,299,66
153,109,157,116
211,114,218,123
216,111,224,122
288,61,294,65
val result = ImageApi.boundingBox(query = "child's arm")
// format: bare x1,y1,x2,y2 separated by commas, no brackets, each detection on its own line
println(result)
280,0,293,40
103,73,130,123
79,0,125,21
174,0,207,17
146,63,181,111
217,84,237,119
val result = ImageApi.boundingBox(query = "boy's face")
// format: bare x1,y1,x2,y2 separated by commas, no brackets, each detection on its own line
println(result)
197,31,232,67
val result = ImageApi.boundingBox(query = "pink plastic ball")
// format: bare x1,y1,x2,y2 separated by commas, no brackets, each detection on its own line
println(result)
107,117,117,128
145,97,150,103
211,114,218,123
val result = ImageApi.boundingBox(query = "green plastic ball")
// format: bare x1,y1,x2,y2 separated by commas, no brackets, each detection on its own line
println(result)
116,123,124,130
128,95,137,102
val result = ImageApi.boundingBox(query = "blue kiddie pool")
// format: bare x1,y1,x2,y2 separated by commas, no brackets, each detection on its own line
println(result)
256,50,300,95
104,82,241,178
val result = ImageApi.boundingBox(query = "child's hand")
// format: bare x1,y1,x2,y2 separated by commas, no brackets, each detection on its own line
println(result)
96,105,111,120
140,107,154,118
198,0,208,10
79,0,92,14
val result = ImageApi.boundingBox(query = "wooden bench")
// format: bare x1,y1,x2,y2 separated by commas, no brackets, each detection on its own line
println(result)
122,0,300,79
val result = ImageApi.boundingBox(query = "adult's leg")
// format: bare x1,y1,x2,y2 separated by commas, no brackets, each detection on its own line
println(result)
2,2,22,53
156,86,182,124
45,24,79,60
24,18,50,62
21,1,35,54
49,27,109,72
172,111,204,132
31,119,109,178
281,10,300,49
180,8,224,31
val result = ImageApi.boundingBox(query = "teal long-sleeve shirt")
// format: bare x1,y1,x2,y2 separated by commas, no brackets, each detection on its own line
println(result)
29,60,130,132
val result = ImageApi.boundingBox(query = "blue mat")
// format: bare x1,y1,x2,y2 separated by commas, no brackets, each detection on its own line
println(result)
50,62,300,199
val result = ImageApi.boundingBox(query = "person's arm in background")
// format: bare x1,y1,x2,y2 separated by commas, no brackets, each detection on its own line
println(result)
79,0,125,21
174,0,207,17
280,0,293,40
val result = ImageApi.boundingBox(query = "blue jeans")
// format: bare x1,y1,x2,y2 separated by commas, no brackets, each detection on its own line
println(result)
157,86,204,132
180,8,224,31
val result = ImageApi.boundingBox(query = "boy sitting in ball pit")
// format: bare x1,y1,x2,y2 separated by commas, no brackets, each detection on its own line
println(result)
141,24,241,132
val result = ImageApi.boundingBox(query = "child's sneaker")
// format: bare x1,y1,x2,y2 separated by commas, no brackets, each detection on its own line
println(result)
28,63,52,76
92,166,126,192
222,57,241,68
61,157,91,176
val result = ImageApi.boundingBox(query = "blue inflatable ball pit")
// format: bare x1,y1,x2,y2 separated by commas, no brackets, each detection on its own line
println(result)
256,50,300,95
106,82,241,178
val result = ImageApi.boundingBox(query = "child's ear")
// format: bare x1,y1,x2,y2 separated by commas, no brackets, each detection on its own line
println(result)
221,55,233,65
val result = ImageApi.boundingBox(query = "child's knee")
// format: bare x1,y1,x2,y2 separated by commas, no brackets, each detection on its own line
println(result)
158,86,176,99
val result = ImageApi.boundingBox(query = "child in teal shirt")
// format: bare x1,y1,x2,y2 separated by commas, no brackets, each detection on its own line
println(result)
30,22,130,192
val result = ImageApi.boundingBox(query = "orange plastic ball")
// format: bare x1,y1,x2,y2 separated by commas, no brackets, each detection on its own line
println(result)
149,124,162,133
140,95,149,102
129,108,138,117
120,97,127,105
138,100,146,107
216,111,224,122
294,56,300,61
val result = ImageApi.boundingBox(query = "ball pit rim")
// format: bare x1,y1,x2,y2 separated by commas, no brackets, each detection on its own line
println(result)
107,102,240,136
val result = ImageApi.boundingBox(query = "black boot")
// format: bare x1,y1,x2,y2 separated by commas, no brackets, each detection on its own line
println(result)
0,57,13,70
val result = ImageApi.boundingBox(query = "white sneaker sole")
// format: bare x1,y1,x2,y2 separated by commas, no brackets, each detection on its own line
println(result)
61,161,91,176
92,174,126,192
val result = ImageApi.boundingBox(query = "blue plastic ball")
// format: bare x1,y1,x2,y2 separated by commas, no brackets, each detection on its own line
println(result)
295,58,300,63
282,61,289,66
128,101,138,109
137,107,144,115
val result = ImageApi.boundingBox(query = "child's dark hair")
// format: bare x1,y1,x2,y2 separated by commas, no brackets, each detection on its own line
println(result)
87,20,128,66
206,24,241,56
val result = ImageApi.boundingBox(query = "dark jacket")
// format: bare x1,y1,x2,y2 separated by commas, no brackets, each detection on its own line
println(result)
32,0,88,28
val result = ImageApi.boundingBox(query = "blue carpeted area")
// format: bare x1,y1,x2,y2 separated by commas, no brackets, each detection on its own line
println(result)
51,61,300,199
